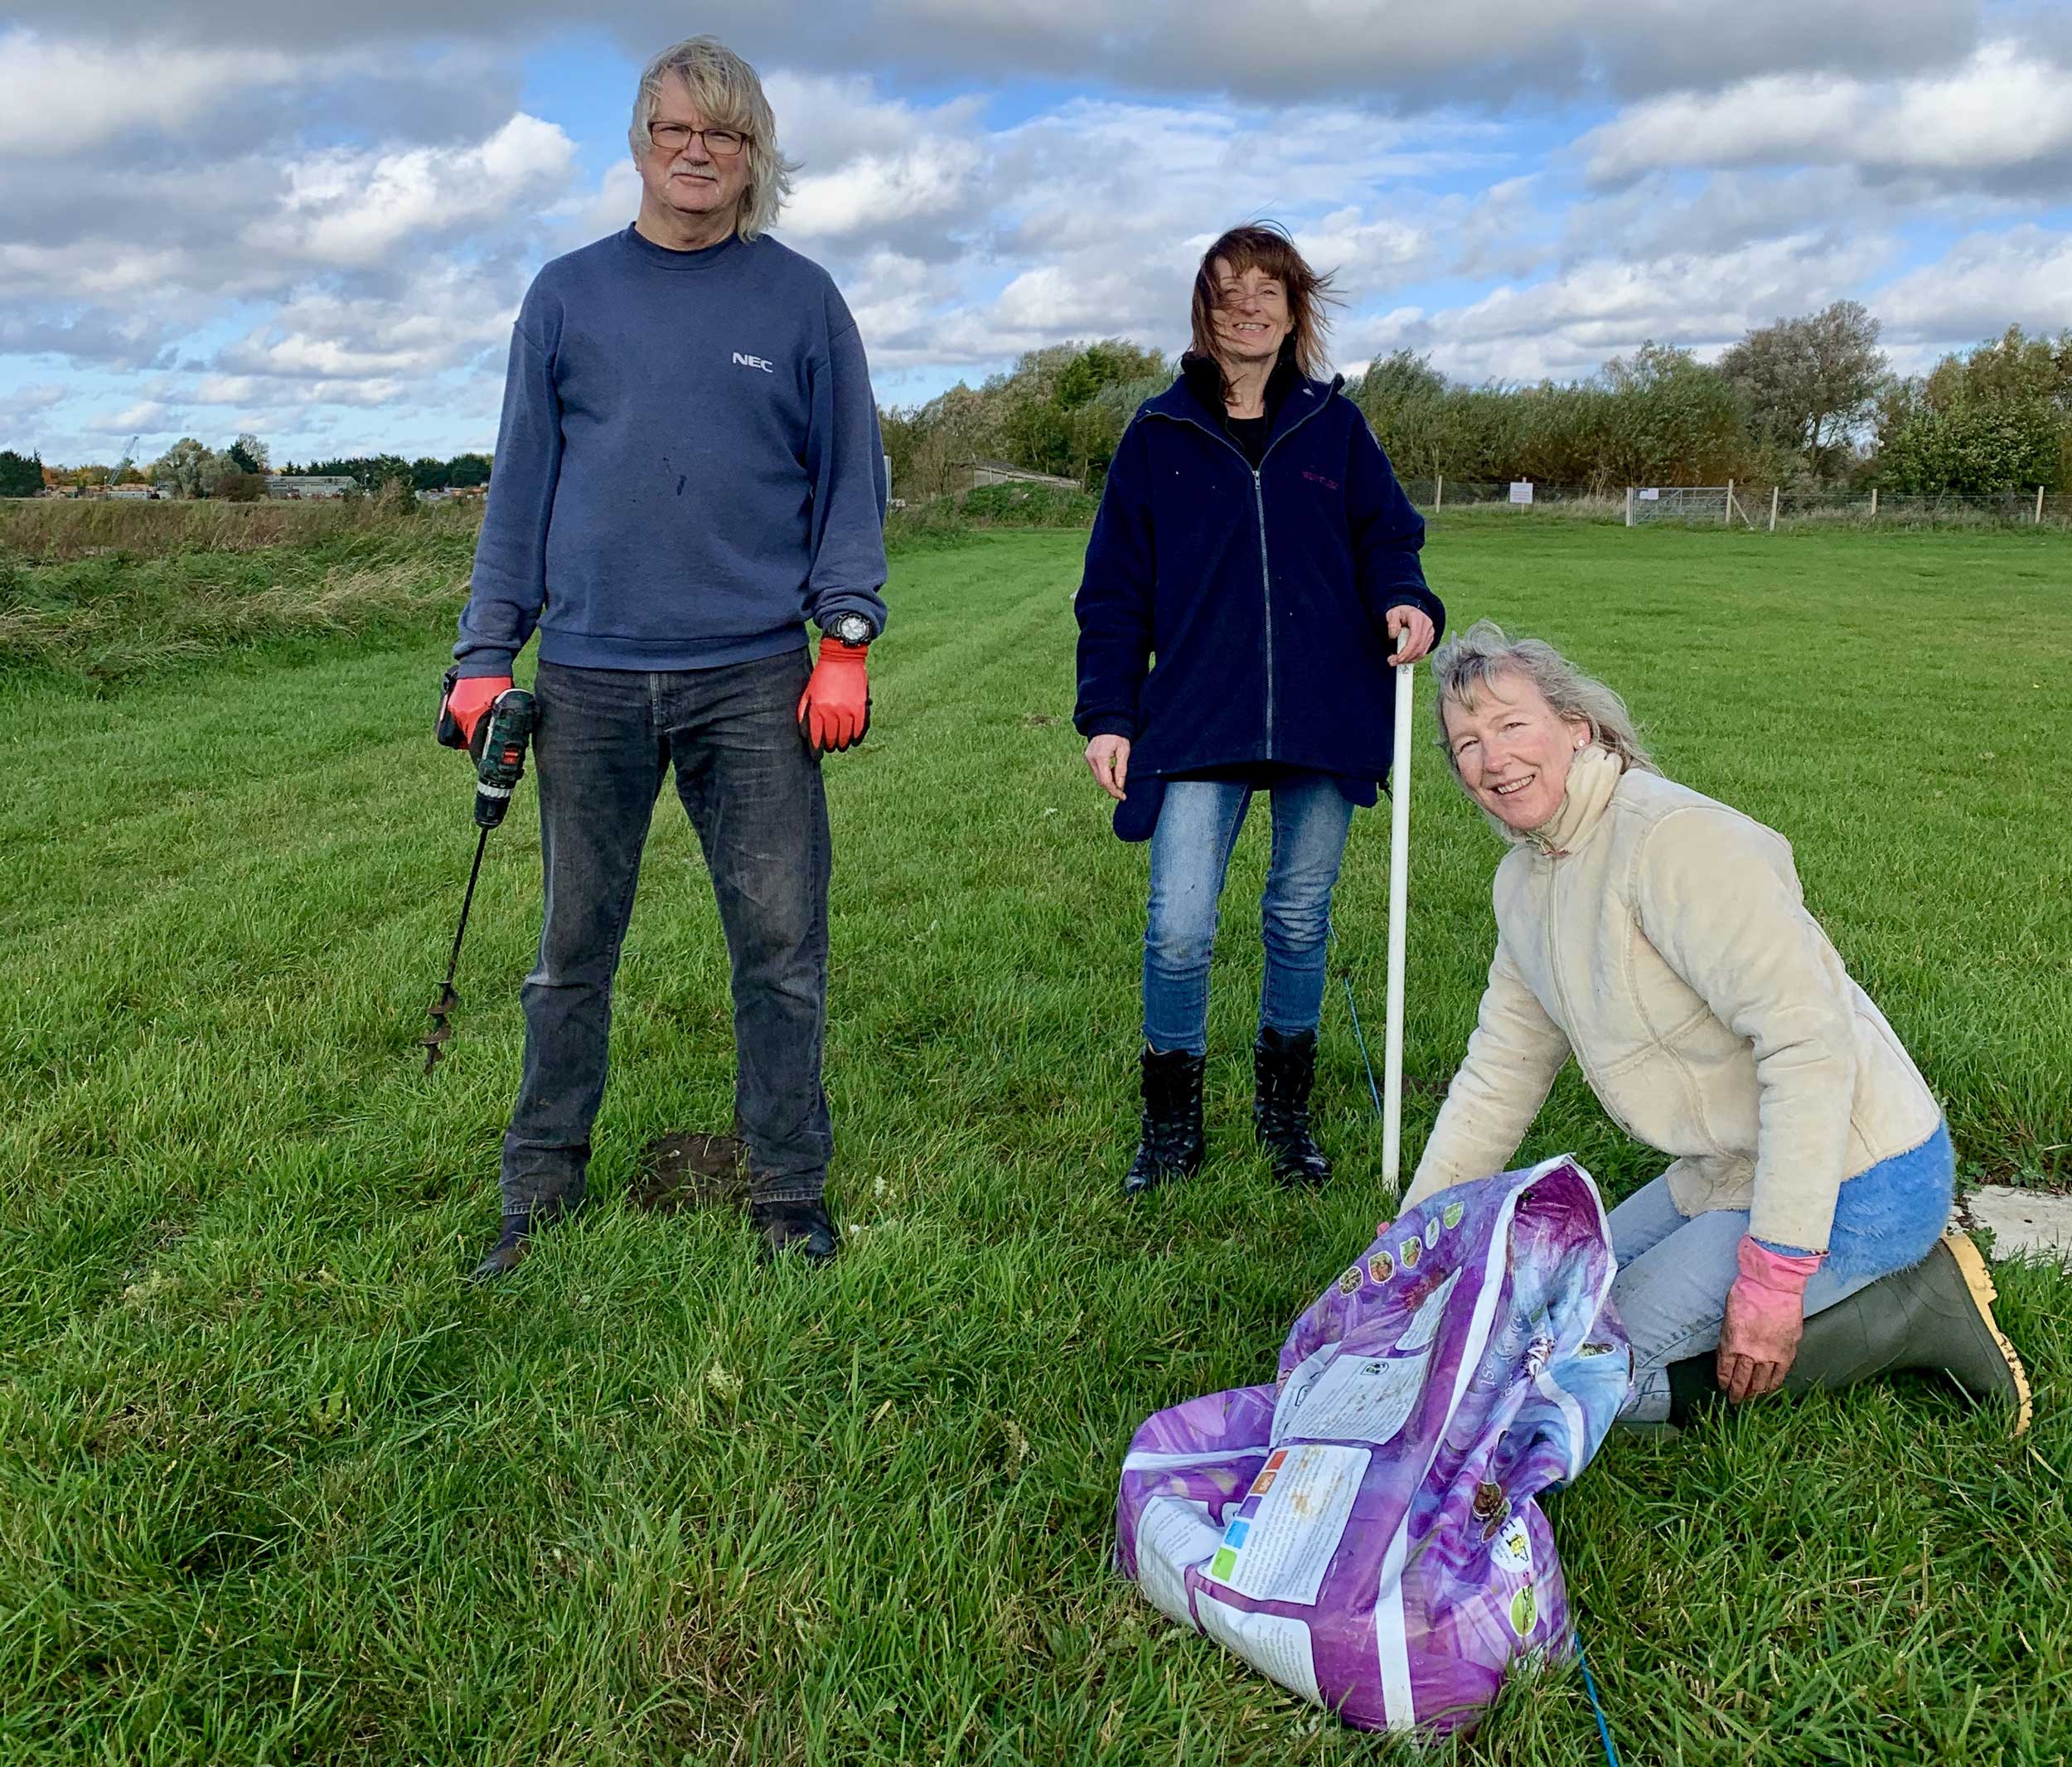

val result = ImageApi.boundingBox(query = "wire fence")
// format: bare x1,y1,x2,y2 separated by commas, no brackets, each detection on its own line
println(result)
1398,478,1623,516
1390,476,2071,531
1625,483,2071,530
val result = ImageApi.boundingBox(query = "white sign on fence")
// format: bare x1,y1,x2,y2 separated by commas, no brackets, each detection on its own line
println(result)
1508,482,1533,505
1639,487,1659,500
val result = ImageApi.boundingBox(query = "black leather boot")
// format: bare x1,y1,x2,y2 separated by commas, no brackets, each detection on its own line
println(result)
470,1192,582,1281
751,1196,840,1265
1123,1046,1207,1197
1253,1026,1330,1187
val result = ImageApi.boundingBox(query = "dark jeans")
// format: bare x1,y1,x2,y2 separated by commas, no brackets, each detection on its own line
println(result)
501,651,832,1213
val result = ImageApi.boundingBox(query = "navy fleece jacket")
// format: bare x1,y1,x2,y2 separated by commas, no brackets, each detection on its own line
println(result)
1073,368,1441,785
454,225,888,678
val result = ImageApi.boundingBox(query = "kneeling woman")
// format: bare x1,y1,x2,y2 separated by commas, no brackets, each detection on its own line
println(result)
1074,223,1445,1193
1400,622,2028,1430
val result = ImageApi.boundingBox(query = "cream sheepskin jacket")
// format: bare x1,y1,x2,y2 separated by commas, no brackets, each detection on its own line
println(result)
1405,747,1940,1252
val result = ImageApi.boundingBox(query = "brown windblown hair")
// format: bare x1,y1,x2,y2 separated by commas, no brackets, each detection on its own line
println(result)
1188,222,1339,382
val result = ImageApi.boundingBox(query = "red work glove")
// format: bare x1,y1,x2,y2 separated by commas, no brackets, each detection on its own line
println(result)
1716,1236,1823,1403
796,640,869,754
446,674,511,748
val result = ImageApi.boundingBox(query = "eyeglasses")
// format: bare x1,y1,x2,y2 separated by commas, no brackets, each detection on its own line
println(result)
649,123,748,158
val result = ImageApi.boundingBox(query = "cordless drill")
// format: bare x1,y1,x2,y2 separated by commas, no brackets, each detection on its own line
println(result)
462,689,536,828
435,666,536,824
424,670,539,1071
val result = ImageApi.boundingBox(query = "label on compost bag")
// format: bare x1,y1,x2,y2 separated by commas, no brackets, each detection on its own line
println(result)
1205,1443,1369,1605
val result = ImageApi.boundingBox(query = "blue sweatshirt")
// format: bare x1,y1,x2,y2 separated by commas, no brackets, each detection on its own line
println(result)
454,225,888,679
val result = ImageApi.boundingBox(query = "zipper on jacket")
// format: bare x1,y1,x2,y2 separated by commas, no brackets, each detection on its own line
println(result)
1539,858,1619,1126
1145,393,1329,756
1253,467,1273,738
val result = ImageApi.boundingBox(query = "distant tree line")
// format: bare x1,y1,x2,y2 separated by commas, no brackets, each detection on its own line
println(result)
880,308,2072,499
281,453,494,492
15,309,2067,507
10,439,498,501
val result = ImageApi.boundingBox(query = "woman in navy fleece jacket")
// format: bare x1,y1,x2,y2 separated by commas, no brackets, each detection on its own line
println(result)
1073,224,1445,1198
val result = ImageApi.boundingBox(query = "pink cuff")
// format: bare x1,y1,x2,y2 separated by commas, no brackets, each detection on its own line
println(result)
1736,1235,1823,1297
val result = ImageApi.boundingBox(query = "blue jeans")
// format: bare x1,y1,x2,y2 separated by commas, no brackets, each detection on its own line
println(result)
1607,1126,1953,1424
1142,774,1357,1056
500,652,832,1213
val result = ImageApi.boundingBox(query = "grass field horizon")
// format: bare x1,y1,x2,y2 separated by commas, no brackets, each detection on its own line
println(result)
2,518,2068,1762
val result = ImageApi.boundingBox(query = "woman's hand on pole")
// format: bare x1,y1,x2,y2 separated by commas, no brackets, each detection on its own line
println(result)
1085,734,1131,802
1386,603,1436,664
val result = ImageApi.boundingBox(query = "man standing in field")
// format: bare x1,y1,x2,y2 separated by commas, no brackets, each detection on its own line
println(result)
444,36,888,1276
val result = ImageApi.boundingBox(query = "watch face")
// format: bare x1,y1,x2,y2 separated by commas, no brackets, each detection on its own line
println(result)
831,615,873,644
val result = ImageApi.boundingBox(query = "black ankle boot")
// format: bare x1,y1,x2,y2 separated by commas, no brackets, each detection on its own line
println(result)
1253,1026,1330,1187
750,1196,840,1265
1123,1046,1206,1197
470,1193,582,1281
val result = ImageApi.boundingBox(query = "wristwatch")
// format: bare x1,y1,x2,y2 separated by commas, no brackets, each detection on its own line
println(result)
825,612,876,646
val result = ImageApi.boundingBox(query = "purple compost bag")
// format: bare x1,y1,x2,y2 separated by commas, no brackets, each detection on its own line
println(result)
1116,1157,1631,1736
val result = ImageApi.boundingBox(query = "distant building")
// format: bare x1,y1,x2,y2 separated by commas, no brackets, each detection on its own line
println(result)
107,484,157,501
266,475,358,500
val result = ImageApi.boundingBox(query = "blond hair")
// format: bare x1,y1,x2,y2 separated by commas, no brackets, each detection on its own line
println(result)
1431,619,1658,783
629,37,799,241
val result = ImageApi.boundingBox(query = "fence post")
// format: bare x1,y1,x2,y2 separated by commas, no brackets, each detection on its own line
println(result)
1724,478,1735,526
1624,487,1635,527
1435,473,1444,511
2038,485,2046,525
1769,485,1779,533
1870,487,1878,520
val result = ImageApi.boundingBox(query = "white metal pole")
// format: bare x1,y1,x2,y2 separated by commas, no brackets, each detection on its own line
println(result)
1870,487,1878,520
1724,477,1735,526
2038,485,2046,525
1769,485,1779,532
1435,472,1444,511
1382,632,1415,1197
1624,487,1635,527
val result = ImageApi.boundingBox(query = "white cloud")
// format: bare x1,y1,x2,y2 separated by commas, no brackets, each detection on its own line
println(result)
785,142,986,243
0,29,299,155
3,13,2066,457
218,261,522,381
0,381,66,426
1876,225,2072,343
1581,40,2072,190
5,3,1990,108
251,115,577,268
1358,232,1897,384
93,401,179,433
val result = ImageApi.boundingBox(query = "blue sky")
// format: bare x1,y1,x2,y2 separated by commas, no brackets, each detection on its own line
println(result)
2,2,2070,467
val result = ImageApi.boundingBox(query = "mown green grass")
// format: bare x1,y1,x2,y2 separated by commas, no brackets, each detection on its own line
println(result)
1,522,2067,1765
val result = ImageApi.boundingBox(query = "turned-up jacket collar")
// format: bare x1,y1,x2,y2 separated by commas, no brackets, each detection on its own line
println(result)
1176,345,1306,435
1515,744,1625,856
1147,341,1336,451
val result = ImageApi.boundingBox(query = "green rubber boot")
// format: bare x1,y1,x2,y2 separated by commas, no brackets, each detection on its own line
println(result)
1781,1232,2031,1435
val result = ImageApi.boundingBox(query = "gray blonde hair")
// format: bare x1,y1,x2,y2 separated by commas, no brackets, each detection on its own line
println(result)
629,37,799,242
1431,619,1658,783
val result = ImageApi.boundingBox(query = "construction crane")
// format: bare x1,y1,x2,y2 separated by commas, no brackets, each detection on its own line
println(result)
111,433,141,483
